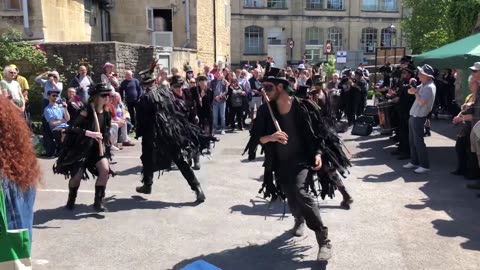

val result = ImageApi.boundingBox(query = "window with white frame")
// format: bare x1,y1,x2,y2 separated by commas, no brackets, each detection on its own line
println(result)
328,27,343,51
4,0,21,10
84,0,92,25
362,28,378,54
381,0,397,11
306,27,323,45
305,48,322,62
306,0,324,9
327,0,344,10
244,0,265,8
245,26,264,54
362,0,378,11
225,3,230,27
381,28,396,47
267,0,287,9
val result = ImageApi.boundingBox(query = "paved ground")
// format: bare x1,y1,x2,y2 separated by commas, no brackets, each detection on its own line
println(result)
32,119,480,270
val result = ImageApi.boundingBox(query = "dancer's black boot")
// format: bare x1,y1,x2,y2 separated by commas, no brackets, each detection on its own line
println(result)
93,186,107,212
65,186,79,210
338,186,353,210
315,228,332,261
194,185,206,203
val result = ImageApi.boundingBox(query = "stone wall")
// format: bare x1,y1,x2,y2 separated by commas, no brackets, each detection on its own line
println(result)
38,41,198,82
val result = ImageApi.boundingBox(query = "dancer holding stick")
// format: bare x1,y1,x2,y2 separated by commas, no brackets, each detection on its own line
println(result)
251,67,351,261
54,83,113,212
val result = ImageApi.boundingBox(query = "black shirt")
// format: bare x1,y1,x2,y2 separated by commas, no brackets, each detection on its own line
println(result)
276,108,305,163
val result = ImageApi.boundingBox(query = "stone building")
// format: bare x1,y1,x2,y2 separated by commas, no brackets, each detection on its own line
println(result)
0,0,111,41
110,0,231,73
231,0,407,67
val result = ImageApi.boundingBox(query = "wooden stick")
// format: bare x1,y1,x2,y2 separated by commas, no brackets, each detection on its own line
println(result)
90,103,104,156
262,91,282,132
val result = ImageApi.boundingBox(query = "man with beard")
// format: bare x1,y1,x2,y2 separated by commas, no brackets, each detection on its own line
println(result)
392,65,417,159
135,71,214,202
252,68,350,261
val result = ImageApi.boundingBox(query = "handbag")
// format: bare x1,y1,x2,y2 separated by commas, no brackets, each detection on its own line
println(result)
355,115,377,126
363,106,380,125
0,184,32,270
335,120,349,134
351,122,373,136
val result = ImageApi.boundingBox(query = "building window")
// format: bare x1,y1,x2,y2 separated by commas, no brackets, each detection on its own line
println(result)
328,27,343,51
245,26,264,54
362,0,378,11
327,0,344,10
361,28,378,54
305,48,322,62
244,0,264,8
225,3,230,27
84,0,93,25
267,0,287,9
381,0,397,11
306,0,324,9
306,27,323,45
4,0,21,10
381,28,396,47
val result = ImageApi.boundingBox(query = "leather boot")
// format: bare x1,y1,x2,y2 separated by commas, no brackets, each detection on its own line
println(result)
93,186,107,212
136,184,152,194
291,218,305,237
194,185,206,203
315,228,332,261
192,155,201,171
65,186,79,210
338,186,353,210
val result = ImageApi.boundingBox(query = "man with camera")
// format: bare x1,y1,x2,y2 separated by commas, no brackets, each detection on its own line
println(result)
403,64,436,174
44,89,70,155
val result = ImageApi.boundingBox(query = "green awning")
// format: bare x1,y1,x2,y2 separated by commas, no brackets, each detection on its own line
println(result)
414,33,480,69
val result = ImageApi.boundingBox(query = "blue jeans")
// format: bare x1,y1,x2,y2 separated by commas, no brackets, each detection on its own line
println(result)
212,101,226,131
1,179,36,246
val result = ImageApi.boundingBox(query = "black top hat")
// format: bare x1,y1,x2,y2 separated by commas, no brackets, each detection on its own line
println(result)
354,68,364,75
263,67,295,95
400,55,413,64
170,75,185,87
88,83,110,97
138,69,155,84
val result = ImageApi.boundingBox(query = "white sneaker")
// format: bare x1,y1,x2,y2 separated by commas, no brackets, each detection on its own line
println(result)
220,130,226,135
403,162,418,169
414,167,430,174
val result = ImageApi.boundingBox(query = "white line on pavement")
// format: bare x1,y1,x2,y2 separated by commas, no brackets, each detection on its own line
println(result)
39,189,124,194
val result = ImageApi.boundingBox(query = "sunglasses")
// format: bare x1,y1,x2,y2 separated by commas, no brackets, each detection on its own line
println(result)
51,95,59,98
100,94,110,98
473,70,479,73
263,84,275,92
9,72,17,75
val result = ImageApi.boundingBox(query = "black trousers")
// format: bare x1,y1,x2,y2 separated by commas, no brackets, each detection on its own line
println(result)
398,113,410,154
141,138,200,189
127,102,137,127
229,106,244,129
344,91,361,125
278,164,326,232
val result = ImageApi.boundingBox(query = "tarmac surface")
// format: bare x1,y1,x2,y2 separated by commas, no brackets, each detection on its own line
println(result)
32,119,480,270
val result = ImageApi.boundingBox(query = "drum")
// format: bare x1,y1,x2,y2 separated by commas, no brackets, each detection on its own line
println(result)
377,102,397,131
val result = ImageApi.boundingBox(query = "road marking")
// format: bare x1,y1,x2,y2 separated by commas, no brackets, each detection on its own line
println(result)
112,155,140,159
39,189,124,194
32,259,49,265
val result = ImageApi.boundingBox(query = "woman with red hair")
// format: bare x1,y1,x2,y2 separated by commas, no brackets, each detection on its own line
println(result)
0,95,41,242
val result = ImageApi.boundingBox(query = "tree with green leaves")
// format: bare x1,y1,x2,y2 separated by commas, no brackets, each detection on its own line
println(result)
402,0,480,54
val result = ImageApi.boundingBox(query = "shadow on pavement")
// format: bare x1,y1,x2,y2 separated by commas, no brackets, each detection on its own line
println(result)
115,165,143,176
171,232,328,270
349,120,480,251
33,196,199,225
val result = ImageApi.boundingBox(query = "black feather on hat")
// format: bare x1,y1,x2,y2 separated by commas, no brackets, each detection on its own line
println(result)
138,69,155,84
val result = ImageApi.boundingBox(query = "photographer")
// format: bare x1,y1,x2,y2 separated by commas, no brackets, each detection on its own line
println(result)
35,70,63,108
